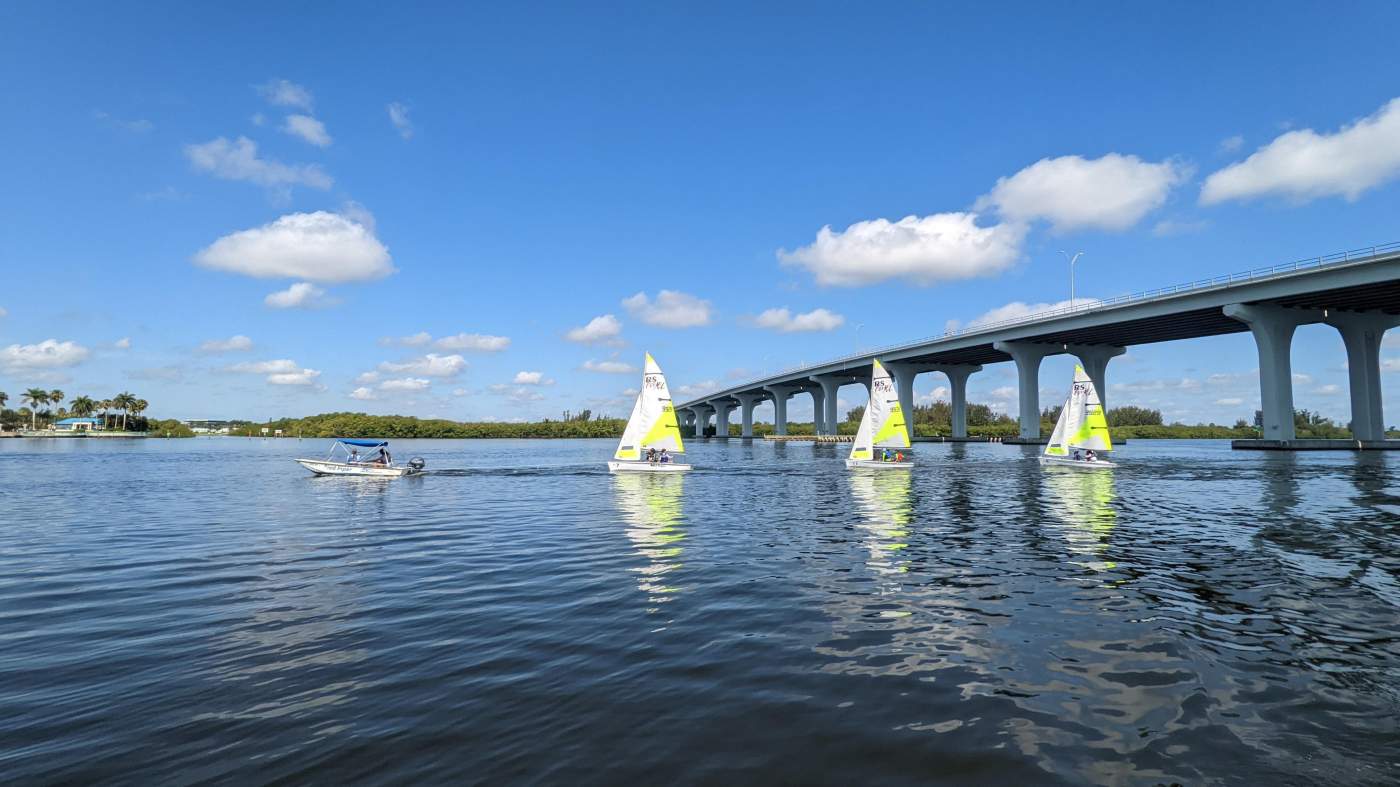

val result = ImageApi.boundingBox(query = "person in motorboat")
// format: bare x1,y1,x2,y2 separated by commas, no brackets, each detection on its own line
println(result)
659,449,671,464
376,447,392,465
350,448,362,464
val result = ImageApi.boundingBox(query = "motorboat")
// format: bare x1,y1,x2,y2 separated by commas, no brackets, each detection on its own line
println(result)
295,439,425,477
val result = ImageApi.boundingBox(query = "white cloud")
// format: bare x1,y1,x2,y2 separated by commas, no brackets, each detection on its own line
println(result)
753,307,845,333
779,212,1026,287
582,359,636,374
1292,372,1313,384
268,368,321,386
257,78,314,111
917,385,950,404
674,380,720,398
94,110,153,133
114,337,131,349
281,114,332,147
230,359,300,374
622,290,712,328
0,339,90,371
1202,97,1400,204
451,387,468,397
350,386,377,400
230,358,319,385
566,314,624,344
1312,384,1342,395
200,335,253,353
988,386,1016,400
489,384,545,401
980,154,1187,232
0,307,7,317
355,371,380,384
1218,135,1245,154
381,331,433,347
378,353,466,378
387,102,413,140
1215,397,1245,406
194,211,393,283
379,377,431,391
435,333,510,352
184,137,332,191
1152,219,1209,237
264,281,337,309
513,371,553,385
966,298,1089,329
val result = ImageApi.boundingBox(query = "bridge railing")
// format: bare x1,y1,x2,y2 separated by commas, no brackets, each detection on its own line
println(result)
691,241,1400,403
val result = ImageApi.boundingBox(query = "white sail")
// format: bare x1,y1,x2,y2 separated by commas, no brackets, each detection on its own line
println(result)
849,359,910,460
614,353,685,461
1044,364,1112,456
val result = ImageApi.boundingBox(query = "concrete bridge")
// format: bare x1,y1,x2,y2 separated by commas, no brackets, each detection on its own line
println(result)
676,242,1400,447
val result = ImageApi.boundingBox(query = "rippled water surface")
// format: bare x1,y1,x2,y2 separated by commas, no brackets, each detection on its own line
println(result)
2,437,1398,784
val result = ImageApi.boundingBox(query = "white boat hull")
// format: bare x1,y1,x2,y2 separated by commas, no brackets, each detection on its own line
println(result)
1039,455,1116,469
295,458,422,477
608,460,692,473
846,459,914,469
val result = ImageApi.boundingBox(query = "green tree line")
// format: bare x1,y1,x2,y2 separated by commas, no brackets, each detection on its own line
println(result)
0,389,192,435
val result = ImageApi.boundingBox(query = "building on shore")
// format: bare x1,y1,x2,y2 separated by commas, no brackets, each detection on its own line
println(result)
54,417,104,432
184,419,249,435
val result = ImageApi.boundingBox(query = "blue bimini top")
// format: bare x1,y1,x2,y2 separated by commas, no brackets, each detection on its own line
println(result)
337,439,389,448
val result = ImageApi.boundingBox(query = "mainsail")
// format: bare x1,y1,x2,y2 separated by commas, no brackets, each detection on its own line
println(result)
614,353,685,461
1044,364,1112,456
849,359,911,461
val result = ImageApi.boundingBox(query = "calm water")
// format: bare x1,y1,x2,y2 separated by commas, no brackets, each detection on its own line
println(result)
1,438,1398,785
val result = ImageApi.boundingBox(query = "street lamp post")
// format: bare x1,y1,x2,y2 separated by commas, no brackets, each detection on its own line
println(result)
1061,251,1083,308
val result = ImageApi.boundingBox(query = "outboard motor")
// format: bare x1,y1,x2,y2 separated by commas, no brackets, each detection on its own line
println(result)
407,457,427,473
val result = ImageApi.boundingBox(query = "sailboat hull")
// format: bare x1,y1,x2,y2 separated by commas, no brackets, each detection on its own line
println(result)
1039,455,1116,470
608,460,692,473
845,459,914,469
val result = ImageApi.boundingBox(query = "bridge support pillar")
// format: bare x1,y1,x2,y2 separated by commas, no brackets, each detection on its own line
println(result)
812,376,843,436
764,385,797,435
692,405,712,438
712,400,735,438
734,393,763,438
807,386,826,436
1326,311,1400,441
1064,344,1126,412
885,362,921,439
994,341,1060,439
930,364,981,438
1224,303,1324,441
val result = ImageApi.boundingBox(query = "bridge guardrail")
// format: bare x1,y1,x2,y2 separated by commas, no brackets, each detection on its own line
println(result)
687,241,1400,404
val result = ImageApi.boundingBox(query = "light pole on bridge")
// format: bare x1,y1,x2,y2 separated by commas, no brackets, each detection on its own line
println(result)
1061,250,1084,308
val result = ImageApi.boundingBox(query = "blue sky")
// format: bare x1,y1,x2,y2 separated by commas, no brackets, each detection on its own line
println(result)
4,3,1400,424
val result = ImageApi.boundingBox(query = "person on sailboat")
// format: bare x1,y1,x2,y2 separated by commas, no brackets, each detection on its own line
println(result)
646,447,657,463
1084,449,1097,462
659,449,671,464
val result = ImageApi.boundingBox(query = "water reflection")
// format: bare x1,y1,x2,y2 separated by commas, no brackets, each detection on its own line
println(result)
1040,467,1118,572
612,472,687,611
848,470,914,578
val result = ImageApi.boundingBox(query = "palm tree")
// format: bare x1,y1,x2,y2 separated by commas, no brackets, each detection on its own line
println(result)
22,388,49,430
69,396,96,417
100,399,113,429
113,392,136,431
49,390,65,419
130,399,148,427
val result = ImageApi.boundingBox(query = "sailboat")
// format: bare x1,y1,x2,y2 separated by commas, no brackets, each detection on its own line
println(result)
608,353,691,472
846,359,913,469
1039,364,1116,469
